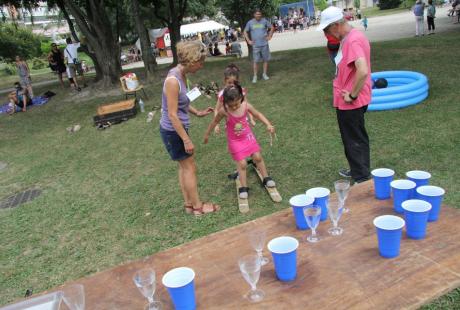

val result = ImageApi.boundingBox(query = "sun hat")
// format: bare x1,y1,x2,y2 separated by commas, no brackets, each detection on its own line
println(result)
317,6,344,31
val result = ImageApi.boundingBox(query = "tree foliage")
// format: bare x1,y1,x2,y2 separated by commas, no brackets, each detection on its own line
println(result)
0,23,41,61
219,0,280,29
378,0,401,9
314,0,328,11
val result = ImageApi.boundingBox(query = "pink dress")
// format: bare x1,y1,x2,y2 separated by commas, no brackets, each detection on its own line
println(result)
226,102,261,161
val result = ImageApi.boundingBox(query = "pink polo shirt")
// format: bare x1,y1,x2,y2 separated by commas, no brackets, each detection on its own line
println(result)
333,28,372,110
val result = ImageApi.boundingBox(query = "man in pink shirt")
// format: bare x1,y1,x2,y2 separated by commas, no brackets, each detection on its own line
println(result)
318,6,372,183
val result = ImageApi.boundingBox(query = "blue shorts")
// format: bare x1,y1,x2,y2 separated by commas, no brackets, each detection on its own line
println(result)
253,45,270,63
160,126,191,161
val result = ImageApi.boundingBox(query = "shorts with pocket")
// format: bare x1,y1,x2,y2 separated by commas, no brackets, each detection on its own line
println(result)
160,126,191,161
253,45,271,63
67,63,83,77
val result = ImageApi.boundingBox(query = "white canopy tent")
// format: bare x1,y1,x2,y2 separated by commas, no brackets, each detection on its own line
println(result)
180,21,228,36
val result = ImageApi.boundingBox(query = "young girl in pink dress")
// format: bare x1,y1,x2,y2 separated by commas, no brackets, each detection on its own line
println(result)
204,83,276,199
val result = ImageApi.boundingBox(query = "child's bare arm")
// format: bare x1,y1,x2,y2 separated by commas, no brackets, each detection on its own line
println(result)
204,109,225,143
247,103,274,133
214,98,223,133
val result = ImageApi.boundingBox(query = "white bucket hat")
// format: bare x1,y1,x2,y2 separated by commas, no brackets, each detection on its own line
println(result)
317,6,344,31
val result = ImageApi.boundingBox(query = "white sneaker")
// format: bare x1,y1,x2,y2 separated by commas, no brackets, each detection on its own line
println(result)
252,76,257,84
262,73,270,80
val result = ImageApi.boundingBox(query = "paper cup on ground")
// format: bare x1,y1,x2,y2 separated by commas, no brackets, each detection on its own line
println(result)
416,185,445,222
373,215,405,258
402,200,432,240
371,168,395,200
267,236,299,282
162,267,196,310
391,180,416,214
290,194,314,230
406,170,431,189
305,187,330,221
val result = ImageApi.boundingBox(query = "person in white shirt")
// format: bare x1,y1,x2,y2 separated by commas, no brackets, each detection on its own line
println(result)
64,37,87,87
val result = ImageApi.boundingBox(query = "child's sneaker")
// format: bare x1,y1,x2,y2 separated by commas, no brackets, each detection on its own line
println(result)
263,177,276,188
239,187,249,199
252,76,257,84
262,73,270,80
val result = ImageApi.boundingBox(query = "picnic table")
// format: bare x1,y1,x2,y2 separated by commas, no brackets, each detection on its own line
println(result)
14,181,460,309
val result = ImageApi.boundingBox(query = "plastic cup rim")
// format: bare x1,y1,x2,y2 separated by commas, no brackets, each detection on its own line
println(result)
416,185,445,197
390,179,416,190
406,170,431,180
289,194,314,207
373,215,405,230
162,267,195,288
267,236,299,254
305,187,330,198
401,199,432,212
371,168,395,177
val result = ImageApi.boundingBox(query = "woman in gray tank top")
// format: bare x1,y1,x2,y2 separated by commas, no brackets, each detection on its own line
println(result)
159,40,219,216
15,56,34,98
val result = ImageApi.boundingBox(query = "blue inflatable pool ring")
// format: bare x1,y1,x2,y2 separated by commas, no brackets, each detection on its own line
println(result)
369,71,429,111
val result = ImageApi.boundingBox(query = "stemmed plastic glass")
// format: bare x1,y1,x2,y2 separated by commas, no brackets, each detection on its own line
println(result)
238,254,265,302
327,201,344,236
334,179,351,213
248,229,269,266
303,205,321,243
62,284,85,310
133,268,162,310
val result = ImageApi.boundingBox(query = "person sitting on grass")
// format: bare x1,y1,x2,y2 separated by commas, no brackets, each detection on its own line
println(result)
212,42,222,56
204,82,276,200
8,82,32,114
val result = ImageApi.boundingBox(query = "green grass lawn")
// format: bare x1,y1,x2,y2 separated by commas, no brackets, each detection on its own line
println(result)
362,6,409,18
1,31,459,307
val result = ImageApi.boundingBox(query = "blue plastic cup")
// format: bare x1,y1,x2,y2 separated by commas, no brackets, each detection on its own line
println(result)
162,267,196,310
406,170,431,189
401,199,432,240
289,194,315,230
390,179,416,214
371,168,395,200
305,187,330,221
416,185,445,222
373,215,405,258
267,236,299,282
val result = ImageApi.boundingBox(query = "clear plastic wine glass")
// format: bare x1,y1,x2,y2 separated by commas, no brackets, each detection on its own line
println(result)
327,201,344,236
62,284,85,310
334,179,351,213
303,205,321,243
248,229,269,266
239,254,265,302
133,268,162,310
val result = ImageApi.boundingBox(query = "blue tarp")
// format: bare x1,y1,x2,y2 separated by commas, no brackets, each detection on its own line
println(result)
279,1,315,18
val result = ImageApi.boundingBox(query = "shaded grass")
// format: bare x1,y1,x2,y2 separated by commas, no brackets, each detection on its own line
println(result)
0,31,459,307
362,6,409,18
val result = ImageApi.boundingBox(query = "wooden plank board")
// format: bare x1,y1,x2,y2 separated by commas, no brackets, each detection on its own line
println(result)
252,164,282,203
97,99,136,116
235,176,249,213
18,181,460,310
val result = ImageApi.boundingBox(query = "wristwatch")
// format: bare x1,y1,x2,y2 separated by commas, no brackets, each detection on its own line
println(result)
349,93,358,101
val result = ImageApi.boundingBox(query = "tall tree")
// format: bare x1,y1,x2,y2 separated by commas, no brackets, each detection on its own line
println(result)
131,0,157,81
61,0,122,87
150,0,216,65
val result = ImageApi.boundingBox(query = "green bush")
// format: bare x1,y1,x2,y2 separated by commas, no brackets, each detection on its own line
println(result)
2,63,17,75
378,0,402,9
0,23,42,62
31,57,48,70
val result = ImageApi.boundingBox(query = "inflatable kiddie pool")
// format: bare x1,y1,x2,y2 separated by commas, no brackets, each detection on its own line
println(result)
369,71,429,111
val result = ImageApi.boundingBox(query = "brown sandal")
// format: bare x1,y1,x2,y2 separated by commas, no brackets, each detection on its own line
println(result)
184,205,194,214
192,202,220,216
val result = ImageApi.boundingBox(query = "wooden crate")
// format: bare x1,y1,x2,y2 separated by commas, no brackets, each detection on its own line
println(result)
97,99,136,116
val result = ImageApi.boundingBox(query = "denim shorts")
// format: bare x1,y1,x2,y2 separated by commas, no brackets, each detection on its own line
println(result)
160,126,191,161
253,45,271,63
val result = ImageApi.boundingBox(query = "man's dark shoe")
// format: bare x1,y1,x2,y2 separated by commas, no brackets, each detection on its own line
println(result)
339,168,352,178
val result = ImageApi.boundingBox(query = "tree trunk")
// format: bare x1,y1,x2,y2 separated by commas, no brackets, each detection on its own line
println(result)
169,19,181,66
131,0,157,81
62,0,122,88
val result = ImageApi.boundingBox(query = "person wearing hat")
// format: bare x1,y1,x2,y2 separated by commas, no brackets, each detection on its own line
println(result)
318,6,372,183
